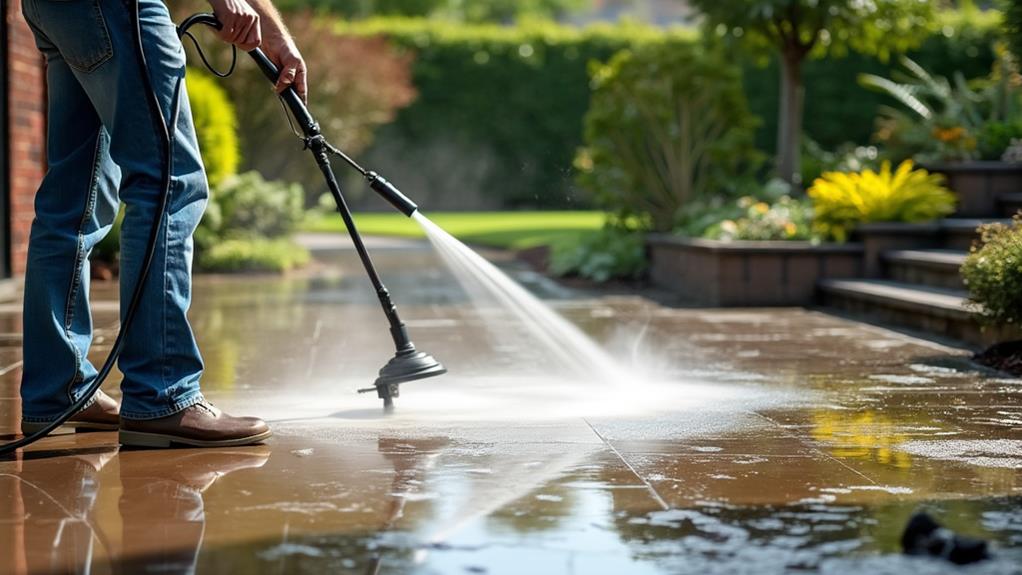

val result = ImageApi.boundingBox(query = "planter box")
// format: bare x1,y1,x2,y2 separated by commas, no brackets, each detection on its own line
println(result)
925,162,1022,218
648,235,863,307
852,222,941,277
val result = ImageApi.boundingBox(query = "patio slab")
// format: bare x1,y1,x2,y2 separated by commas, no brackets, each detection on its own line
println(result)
1,235,1020,574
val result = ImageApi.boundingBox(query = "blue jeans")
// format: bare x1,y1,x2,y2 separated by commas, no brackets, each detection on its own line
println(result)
20,0,207,421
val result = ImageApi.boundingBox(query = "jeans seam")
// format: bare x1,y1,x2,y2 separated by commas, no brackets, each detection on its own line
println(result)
63,134,102,331
60,132,103,406
162,182,173,408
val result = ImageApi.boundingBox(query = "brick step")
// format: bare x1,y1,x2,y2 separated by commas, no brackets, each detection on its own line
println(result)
940,218,1011,250
882,249,966,290
998,192,1022,218
817,279,993,347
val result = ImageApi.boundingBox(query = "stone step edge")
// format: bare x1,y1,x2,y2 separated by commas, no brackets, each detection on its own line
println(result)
818,279,974,321
881,249,967,270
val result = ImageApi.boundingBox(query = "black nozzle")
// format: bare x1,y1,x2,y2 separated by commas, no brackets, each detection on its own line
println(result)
358,348,446,411
367,172,418,217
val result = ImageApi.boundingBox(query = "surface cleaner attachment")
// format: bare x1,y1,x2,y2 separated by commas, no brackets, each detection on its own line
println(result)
177,14,447,412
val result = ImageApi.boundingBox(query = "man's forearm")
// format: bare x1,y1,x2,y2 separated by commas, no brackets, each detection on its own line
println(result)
247,0,290,40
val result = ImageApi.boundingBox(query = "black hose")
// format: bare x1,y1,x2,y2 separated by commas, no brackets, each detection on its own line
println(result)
0,0,179,456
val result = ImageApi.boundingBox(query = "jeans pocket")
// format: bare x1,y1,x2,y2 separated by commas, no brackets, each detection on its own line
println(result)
28,0,114,73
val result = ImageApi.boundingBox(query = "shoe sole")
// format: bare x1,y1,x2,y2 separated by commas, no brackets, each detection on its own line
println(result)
21,422,120,435
118,429,273,449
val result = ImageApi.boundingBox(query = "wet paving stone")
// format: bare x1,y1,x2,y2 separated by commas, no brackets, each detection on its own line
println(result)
1,237,1021,574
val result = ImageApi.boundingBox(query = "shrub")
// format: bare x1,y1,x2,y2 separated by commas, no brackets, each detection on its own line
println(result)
186,68,239,187
576,42,761,232
978,120,1022,160
703,196,816,242
808,160,956,242
548,226,646,282
198,238,311,273
214,171,306,239
961,214,1022,325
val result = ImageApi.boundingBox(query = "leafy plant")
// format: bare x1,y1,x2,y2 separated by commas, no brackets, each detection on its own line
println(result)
808,160,956,242
673,177,790,238
198,238,311,273
549,226,646,282
961,213,1022,325
213,171,306,240
703,195,815,242
862,47,1022,163
576,42,761,232
978,120,1022,160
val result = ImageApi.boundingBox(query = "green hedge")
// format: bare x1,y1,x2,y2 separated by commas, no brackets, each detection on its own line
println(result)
336,18,697,209
334,11,1000,209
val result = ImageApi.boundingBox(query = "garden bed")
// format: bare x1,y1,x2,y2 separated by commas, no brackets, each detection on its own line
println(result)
647,235,864,306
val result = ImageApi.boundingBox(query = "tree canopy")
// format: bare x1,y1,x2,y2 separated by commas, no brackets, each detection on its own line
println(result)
692,0,934,61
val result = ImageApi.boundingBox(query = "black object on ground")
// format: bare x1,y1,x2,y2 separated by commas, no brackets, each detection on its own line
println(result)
901,512,991,565
973,340,1022,377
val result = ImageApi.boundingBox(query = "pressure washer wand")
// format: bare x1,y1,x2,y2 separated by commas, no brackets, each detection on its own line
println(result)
177,14,446,410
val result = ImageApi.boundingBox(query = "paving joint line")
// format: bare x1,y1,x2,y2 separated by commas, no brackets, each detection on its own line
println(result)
583,418,670,511
747,410,879,486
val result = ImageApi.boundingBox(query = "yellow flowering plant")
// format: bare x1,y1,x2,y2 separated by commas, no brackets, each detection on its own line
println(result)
808,160,956,242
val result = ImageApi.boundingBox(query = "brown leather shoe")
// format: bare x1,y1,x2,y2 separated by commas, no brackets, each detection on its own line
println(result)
21,390,120,435
119,401,271,448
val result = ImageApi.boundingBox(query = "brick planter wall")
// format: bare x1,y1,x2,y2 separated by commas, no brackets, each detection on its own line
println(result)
648,235,864,307
5,0,45,277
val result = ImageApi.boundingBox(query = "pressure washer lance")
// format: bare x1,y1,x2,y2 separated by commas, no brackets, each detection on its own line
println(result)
179,14,446,411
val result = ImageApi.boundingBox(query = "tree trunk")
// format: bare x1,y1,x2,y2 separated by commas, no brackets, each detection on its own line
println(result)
776,51,805,187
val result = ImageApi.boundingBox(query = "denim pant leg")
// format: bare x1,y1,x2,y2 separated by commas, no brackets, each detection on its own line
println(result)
19,18,120,422
21,0,208,420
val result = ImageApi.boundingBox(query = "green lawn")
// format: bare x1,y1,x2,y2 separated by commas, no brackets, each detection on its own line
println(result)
301,211,606,250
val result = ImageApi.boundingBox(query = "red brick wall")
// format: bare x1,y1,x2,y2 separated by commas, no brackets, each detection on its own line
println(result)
5,0,45,277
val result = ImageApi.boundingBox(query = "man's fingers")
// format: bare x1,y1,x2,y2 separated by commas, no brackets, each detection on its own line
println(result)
274,65,297,93
214,12,260,49
294,63,308,104
238,17,261,51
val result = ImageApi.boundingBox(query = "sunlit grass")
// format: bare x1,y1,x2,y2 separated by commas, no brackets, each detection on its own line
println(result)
301,210,607,250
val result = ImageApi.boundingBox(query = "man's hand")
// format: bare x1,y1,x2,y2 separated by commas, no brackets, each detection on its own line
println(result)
207,0,261,52
262,33,307,104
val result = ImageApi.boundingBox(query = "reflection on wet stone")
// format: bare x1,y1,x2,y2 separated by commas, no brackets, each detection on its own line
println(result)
0,238,1021,573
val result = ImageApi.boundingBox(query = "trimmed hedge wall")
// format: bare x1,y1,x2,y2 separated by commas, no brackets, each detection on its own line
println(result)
335,11,999,209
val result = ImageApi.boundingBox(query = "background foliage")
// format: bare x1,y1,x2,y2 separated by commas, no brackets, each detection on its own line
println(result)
331,11,999,210
576,42,761,231
339,18,696,210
